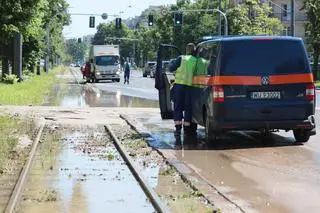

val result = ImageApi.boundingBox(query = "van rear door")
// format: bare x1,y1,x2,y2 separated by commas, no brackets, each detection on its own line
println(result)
219,38,314,122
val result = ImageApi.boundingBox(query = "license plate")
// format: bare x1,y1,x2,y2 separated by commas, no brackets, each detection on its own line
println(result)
251,91,281,99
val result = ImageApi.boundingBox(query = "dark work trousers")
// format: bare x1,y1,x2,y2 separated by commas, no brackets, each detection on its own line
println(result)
124,71,130,83
173,84,193,123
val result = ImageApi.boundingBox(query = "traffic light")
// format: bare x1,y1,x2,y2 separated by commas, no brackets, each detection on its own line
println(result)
89,16,95,28
116,18,122,29
148,15,154,26
174,13,183,25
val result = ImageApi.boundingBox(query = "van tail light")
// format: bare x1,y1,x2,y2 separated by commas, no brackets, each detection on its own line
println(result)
306,84,315,101
213,86,224,103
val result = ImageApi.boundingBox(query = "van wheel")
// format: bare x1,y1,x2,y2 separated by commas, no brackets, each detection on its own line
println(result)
143,73,147,77
293,129,310,143
205,112,216,142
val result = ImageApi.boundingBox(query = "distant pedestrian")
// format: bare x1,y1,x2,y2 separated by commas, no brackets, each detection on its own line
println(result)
124,60,130,84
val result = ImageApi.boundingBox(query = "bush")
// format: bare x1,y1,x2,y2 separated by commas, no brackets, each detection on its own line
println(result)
23,70,35,77
3,74,19,84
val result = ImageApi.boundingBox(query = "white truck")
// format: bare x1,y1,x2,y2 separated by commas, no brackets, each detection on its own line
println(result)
89,45,121,82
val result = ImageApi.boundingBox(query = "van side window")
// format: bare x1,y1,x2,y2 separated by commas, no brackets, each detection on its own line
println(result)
207,42,218,76
195,44,211,76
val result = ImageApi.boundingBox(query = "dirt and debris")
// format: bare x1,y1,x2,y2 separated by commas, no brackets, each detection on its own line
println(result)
111,123,216,213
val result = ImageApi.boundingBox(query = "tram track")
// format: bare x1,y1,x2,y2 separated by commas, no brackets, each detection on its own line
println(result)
3,121,170,213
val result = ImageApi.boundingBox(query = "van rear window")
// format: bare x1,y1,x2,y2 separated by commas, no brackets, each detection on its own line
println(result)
220,40,310,76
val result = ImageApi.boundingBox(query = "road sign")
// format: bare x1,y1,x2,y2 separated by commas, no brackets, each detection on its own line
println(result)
161,7,169,16
101,13,108,20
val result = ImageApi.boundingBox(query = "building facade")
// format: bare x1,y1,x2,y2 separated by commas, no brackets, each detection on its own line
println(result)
231,0,308,40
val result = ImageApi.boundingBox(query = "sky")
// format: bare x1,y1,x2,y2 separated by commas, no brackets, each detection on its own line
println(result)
63,0,176,39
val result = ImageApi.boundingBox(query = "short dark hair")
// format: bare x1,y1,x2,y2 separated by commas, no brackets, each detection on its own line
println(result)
186,43,195,55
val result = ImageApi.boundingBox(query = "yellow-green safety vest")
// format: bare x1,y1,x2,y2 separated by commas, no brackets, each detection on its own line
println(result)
175,55,197,86
192,58,209,88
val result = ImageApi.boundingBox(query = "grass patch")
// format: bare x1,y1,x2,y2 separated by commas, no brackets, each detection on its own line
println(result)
159,166,176,176
315,81,320,87
105,153,115,161
0,116,36,174
0,66,65,105
127,140,147,149
24,189,58,202
0,116,20,173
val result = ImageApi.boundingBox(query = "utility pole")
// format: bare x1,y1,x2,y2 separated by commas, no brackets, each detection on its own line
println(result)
44,23,50,72
290,0,295,36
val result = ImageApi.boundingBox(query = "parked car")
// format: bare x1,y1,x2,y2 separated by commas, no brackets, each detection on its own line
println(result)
143,61,156,77
150,61,170,78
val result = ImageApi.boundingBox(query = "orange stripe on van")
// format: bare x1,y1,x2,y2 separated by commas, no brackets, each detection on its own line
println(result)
192,73,313,86
270,73,314,85
209,76,261,85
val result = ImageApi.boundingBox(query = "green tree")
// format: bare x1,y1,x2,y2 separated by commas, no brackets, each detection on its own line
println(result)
0,0,70,72
66,39,87,62
227,0,283,35
0,0,42,43
302,0,320,80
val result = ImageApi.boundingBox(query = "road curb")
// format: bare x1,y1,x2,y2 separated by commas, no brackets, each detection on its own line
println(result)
120,114,246,213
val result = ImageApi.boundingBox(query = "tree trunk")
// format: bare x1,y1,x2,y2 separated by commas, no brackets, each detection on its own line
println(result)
312,45,319,81
36,60,41,75
1,57,9,79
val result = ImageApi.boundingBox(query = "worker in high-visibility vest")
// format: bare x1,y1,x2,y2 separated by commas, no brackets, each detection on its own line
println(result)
170,43,197,137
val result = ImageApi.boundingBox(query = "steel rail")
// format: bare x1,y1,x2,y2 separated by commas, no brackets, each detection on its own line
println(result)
4,122,46,213
104,124,170,213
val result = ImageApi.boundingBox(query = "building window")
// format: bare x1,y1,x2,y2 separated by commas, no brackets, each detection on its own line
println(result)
283,26,291,36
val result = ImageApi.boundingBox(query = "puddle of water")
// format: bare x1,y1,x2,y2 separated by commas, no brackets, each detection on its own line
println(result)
44,84,158,108
19,129,154,213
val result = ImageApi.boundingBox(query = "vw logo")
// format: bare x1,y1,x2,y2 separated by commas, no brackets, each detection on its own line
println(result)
261,76,270,85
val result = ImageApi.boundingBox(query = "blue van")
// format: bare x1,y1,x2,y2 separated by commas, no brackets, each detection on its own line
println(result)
156,36,316,143
191,36,316,143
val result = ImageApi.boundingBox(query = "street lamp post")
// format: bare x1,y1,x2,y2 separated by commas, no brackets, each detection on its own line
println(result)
128,5,136,64
218,0,222,36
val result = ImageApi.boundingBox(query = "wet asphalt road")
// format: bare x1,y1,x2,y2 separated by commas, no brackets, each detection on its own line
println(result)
93,70,158,101
64,68,320,213
49,68,158,108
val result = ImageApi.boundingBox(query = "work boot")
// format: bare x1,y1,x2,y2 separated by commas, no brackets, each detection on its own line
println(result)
174,124,182,136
